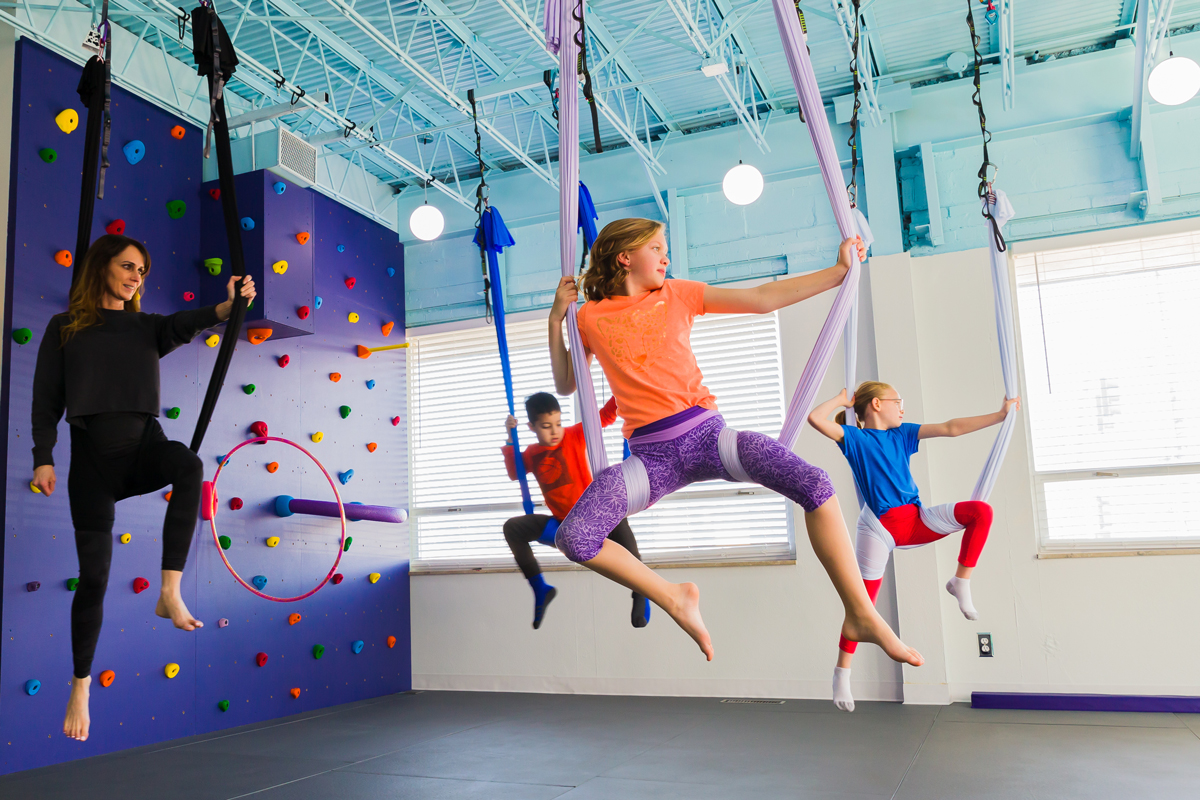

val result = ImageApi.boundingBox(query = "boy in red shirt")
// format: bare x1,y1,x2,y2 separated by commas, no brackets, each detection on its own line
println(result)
503,392,648,629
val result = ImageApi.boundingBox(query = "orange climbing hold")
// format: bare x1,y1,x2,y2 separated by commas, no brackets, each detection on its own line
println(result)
382,321,394,337
170,125,186,140
164,490,172,501
329,372,341,382
247,328,273,345
296,232,310,245
387,636,396,649
290,688,301,699
288,613,301,625
98,670,115,688
54,250,72,267
266,462,279,473
366,442,377,453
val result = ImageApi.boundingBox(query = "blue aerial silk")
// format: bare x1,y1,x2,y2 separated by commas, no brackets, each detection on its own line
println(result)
578,181,599,250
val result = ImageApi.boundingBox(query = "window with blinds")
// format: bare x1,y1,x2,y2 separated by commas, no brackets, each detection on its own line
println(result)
1014,230,1200,551
408,310,791,570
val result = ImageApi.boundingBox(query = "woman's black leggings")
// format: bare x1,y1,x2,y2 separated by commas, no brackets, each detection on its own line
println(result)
68,413,204,679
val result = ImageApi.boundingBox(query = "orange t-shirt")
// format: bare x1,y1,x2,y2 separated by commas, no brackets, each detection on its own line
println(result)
576,279,717,437
502,423,592,521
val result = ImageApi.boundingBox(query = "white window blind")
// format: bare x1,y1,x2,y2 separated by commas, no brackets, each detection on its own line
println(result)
409,310,791,570
1014,230,1200,550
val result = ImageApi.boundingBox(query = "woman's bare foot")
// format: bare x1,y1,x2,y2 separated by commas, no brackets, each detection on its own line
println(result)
155,590,203,631
663,582,714,661
841,608,923,667
64,676,91,741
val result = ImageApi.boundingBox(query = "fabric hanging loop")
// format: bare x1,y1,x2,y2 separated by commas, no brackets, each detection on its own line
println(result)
189,3,249,454
71,0,112,291
474,207,535,516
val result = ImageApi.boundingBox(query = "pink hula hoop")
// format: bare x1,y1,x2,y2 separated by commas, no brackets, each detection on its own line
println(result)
208,436,346,602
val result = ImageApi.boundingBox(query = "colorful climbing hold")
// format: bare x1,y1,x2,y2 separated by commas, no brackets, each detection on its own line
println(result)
218,700,230,712
98,670,115,687
164,490,173,501
343,537,353,552
329,372,344,383
25,679,40,696
12,328,32,345
209,188,220,200
243,384,256,395
171,125,186,140
297,305,310,320
240,217,255,231
351,640,364,654
266,462,279,473
339,470,354,485
278,354,290,368
314,296,323,309
311,432,324,443
252,575,268,590
312,644,325,659
273,181,286,195
217,618,230,628
288,613,301,625
26,581,40,592
219,535,232,550
366,380,376,390
392,416,401,426
251,420,269,439
387,636,397,649
290,687,301,699
366,442,378,453
296,232,309,245
120,533,132,544
123,140,145,165
272,260,288,275
55,108,79,133
55,250,73,267
331,573,344,585
66,578,79,591
337,244,346,253
204,257,222,276
39,148,57,163
368,572,381,584
387,267,395,277
344,277,356,290
183,291,195,302
166,407,181,419
29,482,41,494
206,334,220,347
266,536,279,547
230,497,244,511
164,663,180,679
132,577,150,594
105,219,125,235
247,328,273,345
166,200,187,219
382,321,395,337
255,652,268,667
339,405,352,419
347,312,360,325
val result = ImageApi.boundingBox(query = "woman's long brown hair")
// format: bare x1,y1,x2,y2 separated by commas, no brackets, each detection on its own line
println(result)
579,218,665,301
60,234,151,345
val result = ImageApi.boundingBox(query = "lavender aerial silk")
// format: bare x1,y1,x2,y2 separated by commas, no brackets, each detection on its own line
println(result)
554,0,609,475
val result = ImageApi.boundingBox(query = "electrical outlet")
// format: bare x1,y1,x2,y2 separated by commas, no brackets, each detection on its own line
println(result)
978,632,994,658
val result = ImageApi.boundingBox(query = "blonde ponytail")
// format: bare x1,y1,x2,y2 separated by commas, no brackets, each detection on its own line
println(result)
836,381,894,428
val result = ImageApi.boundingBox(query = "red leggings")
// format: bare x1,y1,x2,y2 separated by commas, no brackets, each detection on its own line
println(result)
839,500,992,654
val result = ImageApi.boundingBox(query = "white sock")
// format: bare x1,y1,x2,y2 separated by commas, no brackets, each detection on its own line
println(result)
832,667,855,713
946,577,979,620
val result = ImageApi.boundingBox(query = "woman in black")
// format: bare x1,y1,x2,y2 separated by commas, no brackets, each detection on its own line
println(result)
30,234,256,742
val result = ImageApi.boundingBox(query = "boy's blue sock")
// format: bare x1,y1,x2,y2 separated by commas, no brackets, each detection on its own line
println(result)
529,574,557,630
632,592,650,628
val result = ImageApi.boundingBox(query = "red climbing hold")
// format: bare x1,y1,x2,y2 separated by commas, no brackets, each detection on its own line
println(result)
297,305,310,320
255,652,268,667
209,188,220,200
250,421,269,439
290,688,301,699
344,277,356,290
331,573,344,585
132,577,150,594
183,291,195,301
288,613,301,625
229,497,243,510
277,354,290,368
391,416,400,426
105,219,125,235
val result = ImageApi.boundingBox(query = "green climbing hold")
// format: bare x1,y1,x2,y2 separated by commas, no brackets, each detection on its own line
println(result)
343,536,353,552
166,407,181,419
312,644,325,659
204,258,222,276
218,700,230,712
243,384,256,395
218,535,232,550
66,578,79,591
339,405,351,419
38,148,57,164
12,328,32,345
166,200,187,219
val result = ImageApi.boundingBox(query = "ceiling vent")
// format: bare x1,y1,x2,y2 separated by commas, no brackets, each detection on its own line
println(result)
202,126,317,187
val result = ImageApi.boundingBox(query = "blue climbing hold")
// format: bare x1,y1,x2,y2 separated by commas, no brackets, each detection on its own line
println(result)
351,640,364,654
337,244,345,253
339,469,354,485
24,679,40,696
314,296,323,310
274,495,295,517
216,454,228,466
386,267,395,277
123,140,145,165
251,575,268,590
273,181,286,195
366,380,376,390
240,217,255,231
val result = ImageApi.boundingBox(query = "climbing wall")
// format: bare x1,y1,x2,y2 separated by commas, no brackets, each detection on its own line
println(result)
0,40,409,775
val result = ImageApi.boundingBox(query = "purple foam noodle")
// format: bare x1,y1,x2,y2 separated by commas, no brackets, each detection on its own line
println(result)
287,498,406,524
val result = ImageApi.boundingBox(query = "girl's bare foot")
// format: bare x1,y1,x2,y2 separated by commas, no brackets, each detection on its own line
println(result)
841,609,923,667
663,582,714,661
155,590,203,631
64,676,91,741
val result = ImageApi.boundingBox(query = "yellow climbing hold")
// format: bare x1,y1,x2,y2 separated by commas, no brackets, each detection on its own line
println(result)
311,432,323,443
29,481,41,494
206,334,220,347
55,109,79,133
272,260,288,275
348,312,360,323
120,533,132,544
266,536,280,548
368,572,381,584
164,663,180,679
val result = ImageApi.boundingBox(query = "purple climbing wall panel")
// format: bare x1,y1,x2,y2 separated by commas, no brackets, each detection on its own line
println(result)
0,41,409,775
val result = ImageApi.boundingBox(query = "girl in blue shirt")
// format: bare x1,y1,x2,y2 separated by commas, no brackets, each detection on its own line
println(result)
809,381,1019,712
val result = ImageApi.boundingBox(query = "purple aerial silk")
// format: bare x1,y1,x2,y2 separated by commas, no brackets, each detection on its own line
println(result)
555,0,609,475
544,0,562,55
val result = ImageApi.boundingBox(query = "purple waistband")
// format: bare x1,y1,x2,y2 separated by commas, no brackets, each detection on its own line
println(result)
629,406,719,445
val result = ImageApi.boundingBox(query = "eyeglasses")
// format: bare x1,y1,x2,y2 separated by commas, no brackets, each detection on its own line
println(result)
882,398,904,412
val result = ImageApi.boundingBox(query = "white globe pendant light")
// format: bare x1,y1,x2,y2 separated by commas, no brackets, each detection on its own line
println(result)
722,161,764,206
1148,53,1200,106
409,202,445,241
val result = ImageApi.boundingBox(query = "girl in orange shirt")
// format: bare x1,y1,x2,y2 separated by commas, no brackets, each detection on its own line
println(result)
548,218,923,668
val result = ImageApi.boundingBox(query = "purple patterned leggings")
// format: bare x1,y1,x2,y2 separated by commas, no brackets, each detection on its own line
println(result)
556,415,835,562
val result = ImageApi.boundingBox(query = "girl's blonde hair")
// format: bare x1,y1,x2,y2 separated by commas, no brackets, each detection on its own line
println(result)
835,380,894,427
579,217,665,301
60,234,150,345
